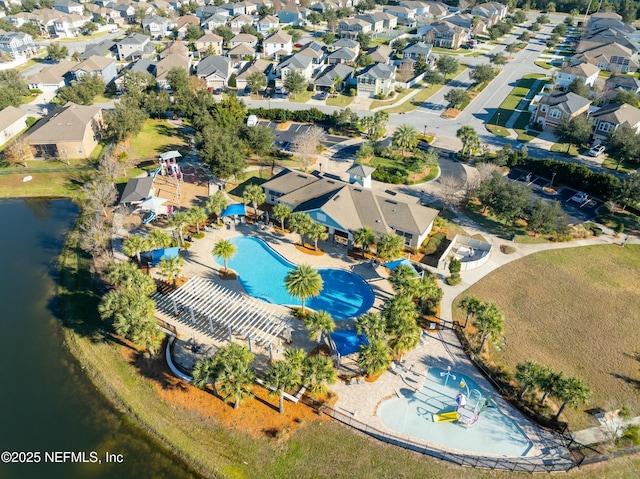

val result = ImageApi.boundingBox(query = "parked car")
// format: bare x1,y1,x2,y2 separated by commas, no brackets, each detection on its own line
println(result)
570,191,588,203
316,91,328,100
587,144,605,157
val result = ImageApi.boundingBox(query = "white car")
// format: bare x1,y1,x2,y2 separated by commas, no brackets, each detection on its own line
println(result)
570,191,588,203
587,144,605,157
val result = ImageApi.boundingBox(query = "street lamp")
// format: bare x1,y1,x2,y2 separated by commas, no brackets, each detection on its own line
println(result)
550,172,557,187
497,112,501,126
423,124,427,136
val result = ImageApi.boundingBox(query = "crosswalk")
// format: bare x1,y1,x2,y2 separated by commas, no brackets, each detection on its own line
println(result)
152,276,290,348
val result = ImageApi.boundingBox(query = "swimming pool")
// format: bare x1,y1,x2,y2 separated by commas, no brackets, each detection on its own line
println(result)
212,237,374,320
377,368,532,457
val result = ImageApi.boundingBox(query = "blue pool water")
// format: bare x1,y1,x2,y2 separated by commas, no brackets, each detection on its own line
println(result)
213,237,374,320
377,368,532,456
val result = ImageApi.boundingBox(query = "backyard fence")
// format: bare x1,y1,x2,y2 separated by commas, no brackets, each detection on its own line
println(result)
301,396,574,473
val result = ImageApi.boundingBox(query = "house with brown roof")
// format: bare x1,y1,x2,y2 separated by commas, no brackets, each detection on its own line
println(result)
26,60,76,92
261,168,439,248
195,33,224,57
236,58,271,91
25,102,104,159
420,20,470,49
533,91,591,132
571,42,639,73
263,30,293,59
70,55,117,85
154,54,191,89
591,103,640,142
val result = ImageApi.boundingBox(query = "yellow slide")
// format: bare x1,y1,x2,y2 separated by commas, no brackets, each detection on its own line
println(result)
432,411,459,423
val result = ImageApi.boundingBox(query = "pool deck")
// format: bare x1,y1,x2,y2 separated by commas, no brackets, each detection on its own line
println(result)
141,219,573,463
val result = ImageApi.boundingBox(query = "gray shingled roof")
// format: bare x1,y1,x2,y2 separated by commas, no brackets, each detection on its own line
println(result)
197,55,231,78
120,176,154,204
538,92,591,115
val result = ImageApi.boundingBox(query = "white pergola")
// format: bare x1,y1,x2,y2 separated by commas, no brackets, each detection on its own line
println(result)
152,277,290,349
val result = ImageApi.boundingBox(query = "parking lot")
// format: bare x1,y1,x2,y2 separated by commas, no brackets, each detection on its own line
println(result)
507,169,601,225
257,120,348,151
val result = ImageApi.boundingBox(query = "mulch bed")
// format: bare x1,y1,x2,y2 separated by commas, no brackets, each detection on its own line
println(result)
294,243,324,256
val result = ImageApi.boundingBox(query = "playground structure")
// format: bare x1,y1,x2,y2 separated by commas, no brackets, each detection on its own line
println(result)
432,368,489,427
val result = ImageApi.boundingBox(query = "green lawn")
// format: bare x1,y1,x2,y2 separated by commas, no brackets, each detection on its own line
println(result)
596,205,640,234
128,119,189,161
227,173,269,201
602,157,637,174
486,123,510,137
453,245,640,429
384,83,443,114
513,112,539,142
534,61,554,70
326,94,354,107
288,91,314,103
488,75,548,129
551,142,579,156
370,86,418,109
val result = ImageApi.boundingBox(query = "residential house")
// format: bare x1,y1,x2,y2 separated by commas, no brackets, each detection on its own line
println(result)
230,14,254,31
195,32,223,57
220,2,247,16
366,45,393,65
278,5,305,27
327,47,357,65
26,60,76,92
237,1,258,15
586,12,633,34
471,2,508,23
554,62,600,89
195,5,224,19
227,42,257,60
297,41,326,64
154,54,191,89
160,41,190,59
176,14,200,38
52,13,89,38
309,2,335,14
263,30,293,59
256,15,279,33
338,18,371,40
356,14,384,35
402,41,433,61
571,42,639,73
356,63,396,98
372,12,398,30
143,15,170,39
116,33,151,61
236,58,271,91
80,39,116,60
70,55,117,85
53,0,84,15
383,6,416,26
0,32,36,59
312,63,354,92
196,55,233,89
420,21,469,49
0,106,28,147
114,59,156,92
400,1,448,18
230,33,258,49
26,102,104,159
111,4,137,24
605,75,640,93
445,13,487,35
591,102,640,142
330,38,360,55
201,14,229,31
276,53,314,81
261,168,439,248
533,91,591,131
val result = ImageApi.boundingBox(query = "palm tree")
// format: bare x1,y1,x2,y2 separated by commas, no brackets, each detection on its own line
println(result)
357,339,391,377
122,234,149,263
355,311,386,342
148,229,173,249
388,264,418,297
242,184,267,221
215,343,255,409
205,191,228,221
459,295,483,329
536,366,563,405
288,212,313,246
272,203,292,231
191,356,219,390
456,125,480,158
353,226,376,259
515,360,542,400
105,261,155,295
98,290,156,347
283,347,307,371
188,206,208,234
264,360,300,414
413,274,443,314
392,124,418,155
284,264,323,314
212,239,237,273
554,376,591,421
303,310,336,343
132,320,164,357
376,233,404,261
168,211,190,246
158,255,184,287
302,355,337,396
383,295,420,356
307,222,328,251
473,301,505,354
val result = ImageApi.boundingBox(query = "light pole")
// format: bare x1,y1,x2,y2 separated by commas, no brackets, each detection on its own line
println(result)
423,124,427,136
550,172,556,188
497,111,501,126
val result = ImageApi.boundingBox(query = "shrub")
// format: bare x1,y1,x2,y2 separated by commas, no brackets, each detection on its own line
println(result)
306,83,314,92
422,232,446,255
615,223,625,234
26,116,38,127
446,273,461,286
193,232,205,239
449,258,461,274
500,244,517,254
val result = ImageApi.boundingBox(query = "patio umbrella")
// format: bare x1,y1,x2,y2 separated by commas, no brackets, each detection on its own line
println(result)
139,196,167,213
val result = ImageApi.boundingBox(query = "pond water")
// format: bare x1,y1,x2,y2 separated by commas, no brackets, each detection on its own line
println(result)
0,198,198,479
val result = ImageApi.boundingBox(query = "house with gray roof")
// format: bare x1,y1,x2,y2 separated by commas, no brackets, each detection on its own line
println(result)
327,46,357,65
605,75,640,94
201,13,229,31
555,62,600,89
276,52,314,81
403,41,432,61
0,106,28,147
591,102,640,142
26,60,76,92
297,41,326,64
197,55,233,89
533,91,591,132
356,63,396,98
142,15,170,39
420,20,470,49
330,38,360,55
70,56,117,85
257,15,280,33
0,32,36,59
116,33,152,61
80,39,116,60
571,42,639,73
261,169,439,248
53,0,83,15
312,63,354,92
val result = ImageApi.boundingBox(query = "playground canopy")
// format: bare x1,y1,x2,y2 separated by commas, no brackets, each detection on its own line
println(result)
221,203,246,218
141,247,180,267
385,258,416,274
119,176,153,205
139,196,167,213
328,330,369,357
159,151,182,161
